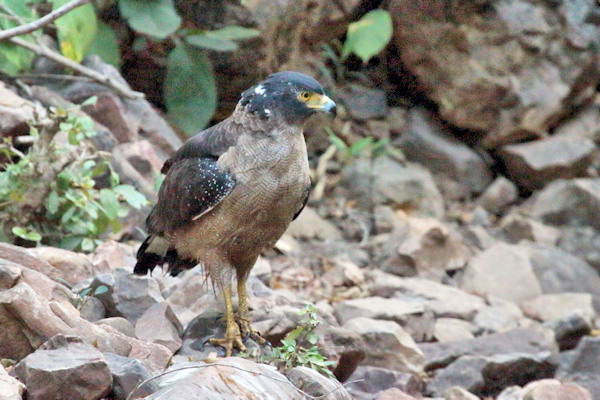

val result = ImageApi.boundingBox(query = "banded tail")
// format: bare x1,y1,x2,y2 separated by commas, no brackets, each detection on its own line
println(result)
134,236,197,276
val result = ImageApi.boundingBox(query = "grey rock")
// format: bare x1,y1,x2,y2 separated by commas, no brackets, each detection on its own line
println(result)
558,226,600,272
497,378,593,400
15,335,112,400
0,365,25,400
499,135,596,191
434,318,475,342
544,313,591,351
477,177,519,215
104,353,157,400
288,366,353,400
135,302,183,353
79,296,106,322
473,296,524,334
113,268,165,324
337,84,388,120
286,207,343,240
396,107,493,197
374,388,420,400
443,386,479,400
342,156,444,218
96,317,136,338
343,317,424,374
345,366,422,400
389,0,599,148
334,296,427,326
461,243,542,303
91,240,137,275
313,325,365,383
419,327,558,371
527,178,600,230
427,352,557,397
556,336,600,396
521,293,594,324
500,214,561,246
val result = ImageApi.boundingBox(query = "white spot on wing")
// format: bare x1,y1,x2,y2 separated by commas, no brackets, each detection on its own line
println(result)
254,85,266,95
264,109,271,115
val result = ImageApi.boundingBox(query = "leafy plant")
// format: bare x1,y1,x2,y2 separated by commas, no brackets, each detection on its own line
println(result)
0,97,147,251
73,284,108,309
342,9,393,63
326,127,389,161
242,305,336,378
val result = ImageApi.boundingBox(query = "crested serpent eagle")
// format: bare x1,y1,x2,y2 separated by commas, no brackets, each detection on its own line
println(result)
134,71,336,355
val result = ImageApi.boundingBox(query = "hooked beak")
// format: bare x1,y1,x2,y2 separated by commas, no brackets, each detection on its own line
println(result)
307,94,337,118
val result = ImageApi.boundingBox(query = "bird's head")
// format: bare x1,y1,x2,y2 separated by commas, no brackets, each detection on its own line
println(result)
240,71,337,126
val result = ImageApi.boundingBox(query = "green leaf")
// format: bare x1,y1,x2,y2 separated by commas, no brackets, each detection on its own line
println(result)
81,237,95,251
113,185,147,209
119,0,181,40
328,133,348,151
165,43,217,134
285,327,303,342
306,331,318,345
185,34,238,52
51,0,98,62
350,137,374,156
86,21,121,67
99,189,120,219
11,226,41,242
207,26,261,41
94,285,109,295
80,96,98,107
0,0,38,75
342,9,393,63
46,190,60,214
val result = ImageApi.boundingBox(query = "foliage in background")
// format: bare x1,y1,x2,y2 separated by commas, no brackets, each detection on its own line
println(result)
0,97,147,251
342,9,393,63
242,305,336,378
326,126,389,162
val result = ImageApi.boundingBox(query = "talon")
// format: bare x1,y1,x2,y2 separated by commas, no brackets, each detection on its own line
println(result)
236,316,267,345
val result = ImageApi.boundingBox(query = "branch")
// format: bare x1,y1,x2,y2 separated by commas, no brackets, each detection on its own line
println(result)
9,37,144,99
0,0,92,41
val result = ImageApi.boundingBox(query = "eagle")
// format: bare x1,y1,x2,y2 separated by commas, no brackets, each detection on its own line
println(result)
134,71,336,356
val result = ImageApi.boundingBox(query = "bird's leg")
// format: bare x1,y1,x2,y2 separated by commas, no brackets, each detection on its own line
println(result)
209,283,246,356
236,275,266,344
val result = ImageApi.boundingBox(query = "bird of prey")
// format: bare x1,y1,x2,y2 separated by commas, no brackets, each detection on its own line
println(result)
134,71,336,356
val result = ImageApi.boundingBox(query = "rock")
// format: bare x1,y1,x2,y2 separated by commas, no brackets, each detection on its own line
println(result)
96,317,136,338
558,226,600,273
90,241,137,275
556,336,600,396
15,335,112,400
0,81,37,138
526,178,600,230
546,313,592,351
500,214,561,246
443,386,479,400
342,156,444,218
28,247,93,286
393,215,473,280
286,207,343,240
553,103,600,142
114,140,163,182
336,84,388,120
321,256,365,288
477,177,520,215
389,0,599,148
521,293,594,324
345,366,422,400
473,296,524,334
111,145,159,200
135,302,183,353
135,358,307,399
499,135,597,192
497,379,593,400
104,353,157,400
396,107,493,197
343,317,424,374
434,318,475,342
79,296,106,322
112,268,165,324
461,243,542,303
419,327,558,371
334,296,426,326
374,388,419,400
426,352,557,397
525,243,600,311
85,90,140,143
0,243,63,283
288,366,353,400
369,271,486,319
0,365,26,400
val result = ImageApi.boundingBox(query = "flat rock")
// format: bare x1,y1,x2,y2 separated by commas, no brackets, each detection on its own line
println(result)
556,336,600,396
497,379,593,400
96,317,136,338
477,177,519,215
334,296,426,326
434,318,475,342
558,226,600,273
135,302,183,353
369,271,485,319
521,293,594,324
288,366,353,400
29,247,93,286
15,335,112,400
92,240,137,274
499,135,596,192
0,365,25,400
526,178,600,230
419,327,558,371
345,365,422,400
343,317,424,374
342,156,444,218
461,243,542,303
396,107,493,197
0,243,63,283
472,296,524,334
286,207,343,240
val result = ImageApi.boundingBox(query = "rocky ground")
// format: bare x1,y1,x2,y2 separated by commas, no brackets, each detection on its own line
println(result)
3,0,600,400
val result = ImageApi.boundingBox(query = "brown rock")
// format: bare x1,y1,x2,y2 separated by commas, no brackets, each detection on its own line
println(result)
0,243,63,283
288,366,353,400
0,81,37,138
85,91,140,143
343,317,424,374
91,240,136,274
15,335,112,400
346,365,423,400
96,317,136,338
497,379,593,400
374,388,418,400
286,207,343,240
500,214,561,246
500,135,596,192
29,247,93,286
135,302,183,353
478,177,519,215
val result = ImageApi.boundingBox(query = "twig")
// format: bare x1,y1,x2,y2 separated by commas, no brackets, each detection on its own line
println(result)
312,144,337,201
0,0,91,40
18,73,95,83
8,37,144,99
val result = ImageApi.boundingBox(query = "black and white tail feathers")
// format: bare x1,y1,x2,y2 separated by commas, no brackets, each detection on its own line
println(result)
134,235,197,276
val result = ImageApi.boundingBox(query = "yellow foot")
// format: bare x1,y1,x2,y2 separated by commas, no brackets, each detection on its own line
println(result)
209,322,246,357
237,317,267,345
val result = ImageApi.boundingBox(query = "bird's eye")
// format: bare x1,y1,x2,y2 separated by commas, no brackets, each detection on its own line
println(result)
298,91,311,101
